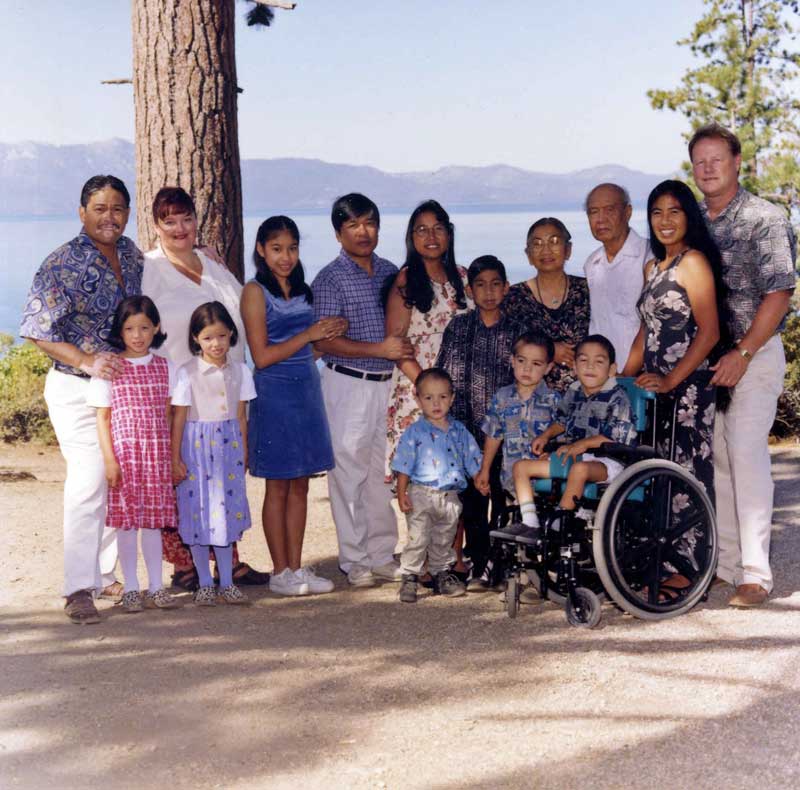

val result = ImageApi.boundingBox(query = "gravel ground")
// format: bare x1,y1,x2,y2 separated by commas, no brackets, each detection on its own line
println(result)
1,443,799,790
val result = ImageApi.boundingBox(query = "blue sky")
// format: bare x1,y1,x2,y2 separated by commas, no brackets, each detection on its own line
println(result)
1,0,706,174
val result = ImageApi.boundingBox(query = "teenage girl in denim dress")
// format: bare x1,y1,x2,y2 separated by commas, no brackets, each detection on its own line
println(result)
241,216,348,597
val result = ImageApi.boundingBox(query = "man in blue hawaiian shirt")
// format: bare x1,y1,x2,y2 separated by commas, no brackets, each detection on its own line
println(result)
20,175,142,624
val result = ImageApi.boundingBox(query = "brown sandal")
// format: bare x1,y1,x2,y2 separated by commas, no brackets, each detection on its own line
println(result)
64,590,100,625
99,581,124,600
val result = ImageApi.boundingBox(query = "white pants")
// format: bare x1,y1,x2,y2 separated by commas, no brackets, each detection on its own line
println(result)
714,335,785,592
44,369,118,596
321,366,398,573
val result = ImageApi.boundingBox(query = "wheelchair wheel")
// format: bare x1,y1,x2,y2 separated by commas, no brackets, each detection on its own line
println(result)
566,587,602,628
593,459,717,620
506,575,520,618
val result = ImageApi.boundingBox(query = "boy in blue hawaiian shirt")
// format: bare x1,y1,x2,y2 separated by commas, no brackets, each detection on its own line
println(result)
512,334,637,533
478,332,562,498
391,368,483,603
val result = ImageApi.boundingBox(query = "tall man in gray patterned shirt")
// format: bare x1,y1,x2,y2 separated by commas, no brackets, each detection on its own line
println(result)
690,123,797,607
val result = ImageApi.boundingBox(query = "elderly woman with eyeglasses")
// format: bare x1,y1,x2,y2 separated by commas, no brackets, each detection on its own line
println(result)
383,199,471,476
503,217,590,392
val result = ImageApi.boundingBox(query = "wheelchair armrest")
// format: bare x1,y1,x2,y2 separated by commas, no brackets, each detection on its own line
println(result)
592,442,661,465
593,443,660,464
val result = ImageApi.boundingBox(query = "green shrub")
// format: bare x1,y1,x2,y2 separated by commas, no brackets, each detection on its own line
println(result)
0,334,55,444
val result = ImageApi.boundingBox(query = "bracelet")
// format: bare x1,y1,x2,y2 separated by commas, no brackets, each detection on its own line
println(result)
738,346,752,360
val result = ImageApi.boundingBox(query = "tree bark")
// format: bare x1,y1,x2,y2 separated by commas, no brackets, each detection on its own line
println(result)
132,0,244,281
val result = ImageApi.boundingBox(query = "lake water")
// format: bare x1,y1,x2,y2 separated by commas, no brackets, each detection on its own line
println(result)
1,209,649,337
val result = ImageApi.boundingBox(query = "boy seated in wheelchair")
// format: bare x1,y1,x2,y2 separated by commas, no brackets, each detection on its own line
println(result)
476,330,561,541
509,334,638,538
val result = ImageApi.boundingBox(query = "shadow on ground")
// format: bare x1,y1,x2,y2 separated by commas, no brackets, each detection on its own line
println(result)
1,448,799,789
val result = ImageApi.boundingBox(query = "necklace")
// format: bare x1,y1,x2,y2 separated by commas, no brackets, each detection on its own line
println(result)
533,275,568,308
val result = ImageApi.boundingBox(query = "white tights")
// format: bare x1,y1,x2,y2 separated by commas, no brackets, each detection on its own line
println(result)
116,528,164,593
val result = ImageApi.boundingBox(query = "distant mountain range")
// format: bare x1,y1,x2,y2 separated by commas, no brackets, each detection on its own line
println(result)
0,138,669,217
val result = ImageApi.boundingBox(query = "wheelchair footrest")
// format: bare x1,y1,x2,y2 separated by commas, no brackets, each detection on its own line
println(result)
490,524,543,546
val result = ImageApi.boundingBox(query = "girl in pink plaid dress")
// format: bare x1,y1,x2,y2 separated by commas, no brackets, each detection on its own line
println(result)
88,296,179,613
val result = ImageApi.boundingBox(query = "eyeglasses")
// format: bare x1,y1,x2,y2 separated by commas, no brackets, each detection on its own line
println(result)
413,224,449,237
528,235,566,251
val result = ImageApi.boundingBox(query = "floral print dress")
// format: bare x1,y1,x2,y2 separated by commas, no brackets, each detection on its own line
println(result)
637,251,716,498
385,270,471,479
502,275,590,393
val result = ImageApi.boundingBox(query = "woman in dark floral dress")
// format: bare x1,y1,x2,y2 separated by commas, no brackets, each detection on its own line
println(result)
623,180,729,592
503,217,590,393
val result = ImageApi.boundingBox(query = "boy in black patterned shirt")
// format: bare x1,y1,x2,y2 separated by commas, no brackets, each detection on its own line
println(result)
436,256,524,587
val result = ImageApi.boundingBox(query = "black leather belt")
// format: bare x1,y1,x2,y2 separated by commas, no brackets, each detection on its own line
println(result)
326,362,392,382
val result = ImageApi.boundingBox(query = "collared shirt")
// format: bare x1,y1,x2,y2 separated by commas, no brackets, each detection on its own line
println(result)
436,309,525,441
143,244,245,369
584,228,651,370
19,231,143,376
172,357,256,422
700,187,797,341
391,415,483,491
557,377,637,446
481,381,561,489
311,249,398,373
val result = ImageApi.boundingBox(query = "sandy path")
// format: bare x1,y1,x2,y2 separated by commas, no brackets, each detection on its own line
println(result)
1,443,800,790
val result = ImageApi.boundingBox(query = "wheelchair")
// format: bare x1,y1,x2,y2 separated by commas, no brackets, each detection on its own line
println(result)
489,377,718,628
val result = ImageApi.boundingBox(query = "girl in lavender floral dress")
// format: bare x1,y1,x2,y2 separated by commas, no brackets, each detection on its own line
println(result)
171,302,256,606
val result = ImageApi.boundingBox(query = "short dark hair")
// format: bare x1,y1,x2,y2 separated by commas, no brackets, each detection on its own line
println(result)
109,295,167,350
584,183,631,212
152,186,196,223
526,217,572,246
80,175,131,208
415,367,453,393
188,301,239,355
576,334,616,365
512,332,555,362
467,255,507,286
331,193,380,233
688,122,742,160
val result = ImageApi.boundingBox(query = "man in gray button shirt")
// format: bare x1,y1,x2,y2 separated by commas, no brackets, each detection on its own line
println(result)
690,122,797,607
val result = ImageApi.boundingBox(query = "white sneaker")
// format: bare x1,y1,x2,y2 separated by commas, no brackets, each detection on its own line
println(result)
269,568,310,596
347,564,376,588
371,560,403,582
295,567,334,594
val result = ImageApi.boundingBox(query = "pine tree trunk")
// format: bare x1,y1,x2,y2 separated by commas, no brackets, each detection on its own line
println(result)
131,0,244,281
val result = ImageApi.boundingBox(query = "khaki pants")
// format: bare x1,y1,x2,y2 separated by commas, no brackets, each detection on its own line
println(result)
714,335,785,592
400,484,462,576
320,366,398,573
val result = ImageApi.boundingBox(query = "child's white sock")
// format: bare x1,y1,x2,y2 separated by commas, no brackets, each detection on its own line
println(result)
519,502,540,529
116,529,140,592
142,529,164,593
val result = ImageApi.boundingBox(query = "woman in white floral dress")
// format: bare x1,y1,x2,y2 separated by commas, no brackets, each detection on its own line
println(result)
383,200,471,479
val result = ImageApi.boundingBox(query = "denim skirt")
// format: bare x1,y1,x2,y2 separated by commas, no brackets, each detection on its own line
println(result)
248,360,335,479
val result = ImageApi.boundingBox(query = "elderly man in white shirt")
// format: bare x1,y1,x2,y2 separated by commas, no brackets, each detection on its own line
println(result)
583,183,651,370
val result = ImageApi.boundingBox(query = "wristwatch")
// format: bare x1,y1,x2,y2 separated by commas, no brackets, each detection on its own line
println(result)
738,346,752,360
